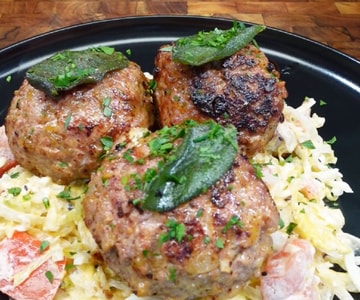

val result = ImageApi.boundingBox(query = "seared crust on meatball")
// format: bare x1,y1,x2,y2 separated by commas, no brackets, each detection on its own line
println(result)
153,44,288,155
5,62,154,184
83,128,279,299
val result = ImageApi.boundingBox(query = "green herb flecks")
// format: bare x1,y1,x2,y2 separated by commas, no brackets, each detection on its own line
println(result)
222,215,244,233
301,140,315,149
26,47,128,97
158,219,186,245
172,21,265,66
286,222,298,235
141,121,238,212
39,240,50,253
56,187,81,201
8,187,21,196
45,270,54,283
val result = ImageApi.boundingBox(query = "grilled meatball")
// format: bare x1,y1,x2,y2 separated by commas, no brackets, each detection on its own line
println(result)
83,127,279,300
153,44,288,155
5,62,154,184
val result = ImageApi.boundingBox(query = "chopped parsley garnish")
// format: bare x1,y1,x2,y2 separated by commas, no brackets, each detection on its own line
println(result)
39,240,50,253
45,270,54,283
10,172,20,179
301,140,315,149
56,188,81,201
326,136,337,145
8,187,21,196
196,208,204,218
142,249,149,257
158,219,186,245
102,97,112,118
122,149,134,163
58,161,68,168
100,136,113,151
222,215,244,233
203,236,211,244
64,113,72,130
319,99,327,106
278,218,285,229
42,197,50,209
168,266,176,282
215,238,224,249
286,222,298,235
252,162,264,179
65,263,75,271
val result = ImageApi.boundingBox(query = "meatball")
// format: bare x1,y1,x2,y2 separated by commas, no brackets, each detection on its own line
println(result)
83,126,279,299
153,44,288,155
5,61,154,184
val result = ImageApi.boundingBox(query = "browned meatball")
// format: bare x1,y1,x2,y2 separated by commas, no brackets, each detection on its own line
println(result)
83,126,279,299
5,61,154,184
153,44,288,155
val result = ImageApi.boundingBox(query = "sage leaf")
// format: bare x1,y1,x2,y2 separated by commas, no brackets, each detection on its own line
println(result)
141,121,238,212
26,47,128,97
172,22,265,66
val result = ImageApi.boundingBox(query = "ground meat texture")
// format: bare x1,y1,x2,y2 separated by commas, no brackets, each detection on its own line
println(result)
153,44,288,156
83,131,279,300
5,61,154,184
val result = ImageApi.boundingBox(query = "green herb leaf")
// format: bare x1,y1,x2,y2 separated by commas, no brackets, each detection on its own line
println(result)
203,236,211,244
64,113,72,130
215,238,224,249
141,121,238,212
8,187,21,196
172,22,266,66
10,172,20,179
301,140,315,149
158,219,186,245
39,240,50,253
42,197,50,209
278,218,285,229
319,99,327,106
65,263,75,271
251,162,264,179
222,215,244,233
100,136,113,151
286,222,298,235
56,189,80,201
169,266,176,282
326,136,337,145
45,270,54,283
26,47,128,97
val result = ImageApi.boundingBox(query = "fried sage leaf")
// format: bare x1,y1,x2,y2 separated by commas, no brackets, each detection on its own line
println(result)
141,121,238,212
172,22,265,66
26,47,128,97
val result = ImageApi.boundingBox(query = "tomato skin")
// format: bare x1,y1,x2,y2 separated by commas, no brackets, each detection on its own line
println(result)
0,231,65,300
0,160,17,178
260,238,317,300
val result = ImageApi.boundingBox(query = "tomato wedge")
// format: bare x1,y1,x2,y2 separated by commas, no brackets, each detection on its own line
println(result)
0,159,18,177
0,231,65,300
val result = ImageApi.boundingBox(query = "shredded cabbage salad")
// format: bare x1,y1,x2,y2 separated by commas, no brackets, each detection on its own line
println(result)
0,97,359,299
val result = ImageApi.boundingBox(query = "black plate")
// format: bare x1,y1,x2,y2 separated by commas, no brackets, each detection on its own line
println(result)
0,15,359,300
